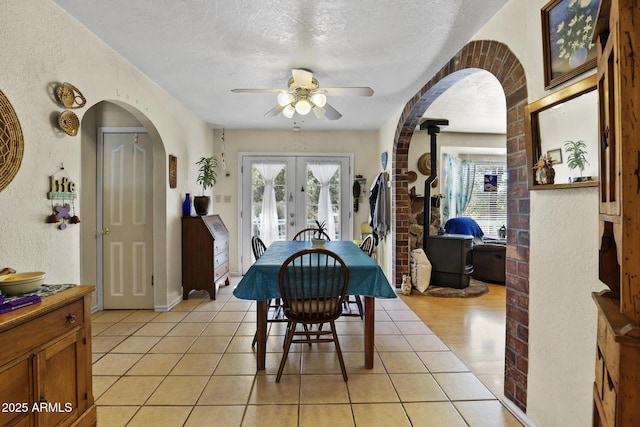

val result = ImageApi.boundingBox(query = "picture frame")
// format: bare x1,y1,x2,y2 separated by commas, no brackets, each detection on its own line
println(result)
547,148,563,164
168,155,177,188
541,0,600,89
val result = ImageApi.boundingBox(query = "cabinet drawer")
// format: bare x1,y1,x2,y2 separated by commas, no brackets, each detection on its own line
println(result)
214,250,229,267
214,262,229,283
214,238,228,256
0,300,84,367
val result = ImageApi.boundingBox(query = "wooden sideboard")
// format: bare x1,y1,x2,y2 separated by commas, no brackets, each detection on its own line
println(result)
592,0,640,425
0,286,96,427
182,215,230,300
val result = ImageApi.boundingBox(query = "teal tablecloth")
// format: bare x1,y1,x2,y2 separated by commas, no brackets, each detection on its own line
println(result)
233,240,396,301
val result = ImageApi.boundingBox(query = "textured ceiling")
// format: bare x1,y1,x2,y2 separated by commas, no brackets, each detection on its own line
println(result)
53,0,508,132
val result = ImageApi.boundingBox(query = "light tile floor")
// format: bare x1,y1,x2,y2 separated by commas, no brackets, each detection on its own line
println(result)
91,278,523,426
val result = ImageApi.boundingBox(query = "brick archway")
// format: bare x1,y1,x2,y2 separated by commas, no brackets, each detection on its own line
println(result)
391,40,530,411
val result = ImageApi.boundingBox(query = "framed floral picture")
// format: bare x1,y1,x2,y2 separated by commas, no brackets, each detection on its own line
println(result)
541,0,600,89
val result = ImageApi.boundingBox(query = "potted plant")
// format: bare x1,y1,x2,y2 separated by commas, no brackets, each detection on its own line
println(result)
193,156,219,215
564,140,590,182
311,220,327,246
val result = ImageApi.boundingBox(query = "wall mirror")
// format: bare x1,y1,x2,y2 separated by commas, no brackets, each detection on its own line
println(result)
526,74,598,189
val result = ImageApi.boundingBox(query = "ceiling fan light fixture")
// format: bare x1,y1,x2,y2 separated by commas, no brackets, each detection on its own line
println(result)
282,104,295,118
310,92,327,108
277,92,294,107
295,98,312,115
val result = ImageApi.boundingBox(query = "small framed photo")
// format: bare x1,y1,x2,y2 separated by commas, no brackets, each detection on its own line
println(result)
484,174,498,192
168,155,177,188
547,148,563,165
541,0,600,89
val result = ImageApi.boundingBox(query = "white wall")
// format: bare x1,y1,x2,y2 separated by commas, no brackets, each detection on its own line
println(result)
529,188,603,426
0,0,214,309
474,1,606,425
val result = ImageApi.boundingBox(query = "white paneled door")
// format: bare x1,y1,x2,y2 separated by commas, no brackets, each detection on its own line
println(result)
100,128,154,309
240,154,352,274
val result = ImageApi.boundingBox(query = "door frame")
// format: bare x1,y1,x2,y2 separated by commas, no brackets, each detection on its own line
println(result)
96,126,152,311
238,152,354,274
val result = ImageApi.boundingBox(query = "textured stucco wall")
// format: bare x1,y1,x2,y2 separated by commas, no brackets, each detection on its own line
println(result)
0,0,214,309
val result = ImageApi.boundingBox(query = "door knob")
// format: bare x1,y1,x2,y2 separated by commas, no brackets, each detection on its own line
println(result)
102,227,110,235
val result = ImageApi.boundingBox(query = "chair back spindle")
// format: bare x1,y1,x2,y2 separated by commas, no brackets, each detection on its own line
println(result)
292,227,331,242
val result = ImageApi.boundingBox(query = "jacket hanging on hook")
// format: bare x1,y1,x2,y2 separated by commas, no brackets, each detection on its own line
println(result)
369,172,389,243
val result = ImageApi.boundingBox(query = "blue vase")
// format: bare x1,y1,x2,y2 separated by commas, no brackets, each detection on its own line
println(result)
182,193,191,217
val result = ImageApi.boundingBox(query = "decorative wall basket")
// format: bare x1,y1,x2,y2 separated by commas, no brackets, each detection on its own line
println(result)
0,89,24,192
55,82,86,109
58,110,80,136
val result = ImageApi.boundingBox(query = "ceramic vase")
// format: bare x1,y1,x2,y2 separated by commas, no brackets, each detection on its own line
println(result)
182,193,191,217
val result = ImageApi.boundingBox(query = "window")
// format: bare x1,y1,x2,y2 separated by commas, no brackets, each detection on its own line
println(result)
462,161,507,237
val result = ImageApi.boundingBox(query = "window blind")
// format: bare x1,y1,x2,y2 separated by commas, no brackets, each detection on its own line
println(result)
462,161,507,237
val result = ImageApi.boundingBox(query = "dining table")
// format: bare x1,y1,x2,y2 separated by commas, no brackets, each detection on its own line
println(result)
233,240,397,371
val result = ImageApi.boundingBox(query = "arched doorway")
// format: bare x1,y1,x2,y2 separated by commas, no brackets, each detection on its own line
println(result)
79,101,168,311
391,40,530,411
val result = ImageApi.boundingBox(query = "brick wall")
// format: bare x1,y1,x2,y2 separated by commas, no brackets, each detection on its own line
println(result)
390,40,530,412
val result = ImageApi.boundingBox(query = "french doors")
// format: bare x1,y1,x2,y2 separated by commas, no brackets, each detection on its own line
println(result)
98,127,154,309
240,154,352,274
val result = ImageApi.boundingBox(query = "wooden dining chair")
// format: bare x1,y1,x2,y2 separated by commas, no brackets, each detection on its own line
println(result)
276,248,349,382
342,234,375,319
251,235,267,260
292,227,331,241
250,235,288,348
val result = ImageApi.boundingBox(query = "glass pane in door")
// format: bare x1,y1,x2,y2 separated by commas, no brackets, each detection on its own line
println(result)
305,163,342,240
250,164,287,251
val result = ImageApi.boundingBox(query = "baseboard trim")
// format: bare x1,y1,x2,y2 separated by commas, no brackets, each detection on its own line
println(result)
501,398,536,427
154,295,182,312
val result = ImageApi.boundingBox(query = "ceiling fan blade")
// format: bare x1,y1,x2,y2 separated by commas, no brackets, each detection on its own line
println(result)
323,87,374,96
312,105,326,119
292,69,314,87
323,103,342,120
264,104,285,117
231,88,281,93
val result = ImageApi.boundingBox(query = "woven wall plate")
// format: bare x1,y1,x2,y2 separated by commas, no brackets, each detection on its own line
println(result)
417,153,431,175
58,110,79,136
0,89,24,192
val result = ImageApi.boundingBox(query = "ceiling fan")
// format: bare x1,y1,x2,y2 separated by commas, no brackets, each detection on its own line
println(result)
231,68,374,120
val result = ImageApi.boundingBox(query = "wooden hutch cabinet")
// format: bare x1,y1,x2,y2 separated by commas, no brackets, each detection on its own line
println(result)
182,215,230,300
592,0,640,426
0,286,96,427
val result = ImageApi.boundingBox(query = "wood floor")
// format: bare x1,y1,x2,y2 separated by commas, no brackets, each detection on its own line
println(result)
398,283,507,398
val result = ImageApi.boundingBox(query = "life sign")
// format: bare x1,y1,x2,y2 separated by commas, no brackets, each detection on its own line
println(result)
49,175,76,194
